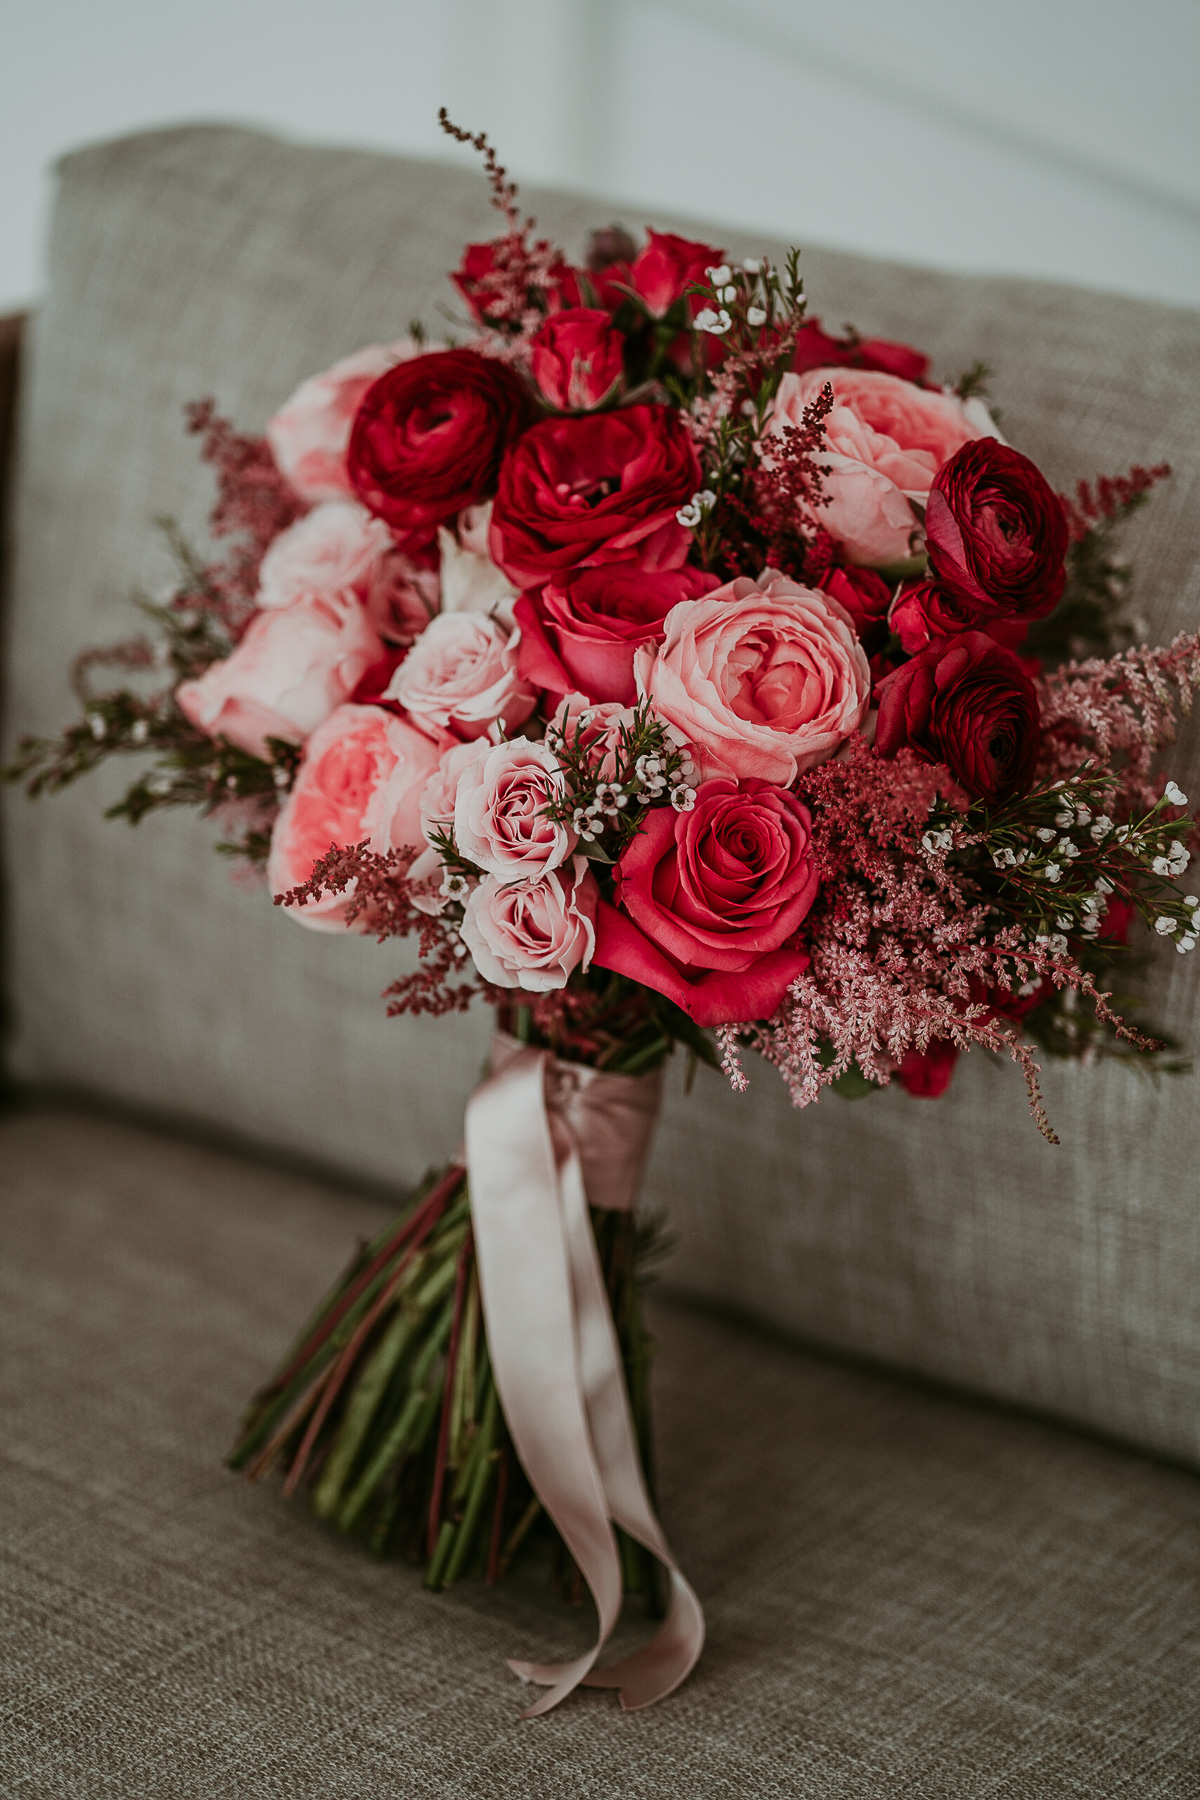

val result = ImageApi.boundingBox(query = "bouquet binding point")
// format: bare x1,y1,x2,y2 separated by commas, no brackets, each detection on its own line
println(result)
8,113,1199,1712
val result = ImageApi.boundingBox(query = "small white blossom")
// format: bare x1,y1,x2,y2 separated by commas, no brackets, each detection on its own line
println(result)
1163,781,1188,807
719,284,737,303
741,257,761,274
273,766,290,789
694,307,732,335
1152,856,1173,876
147,772,173,797
1055,810,1074,828
1114,824,1132,842
705,264,732,287
670,785,697,813
1094,877,1113,896
992,846,1018,869
1036,827,1057,843
1075,805,1092,825
1058,837,1080,858
1055,915,1074,930
442,871,470,901
1155,916,1176,935
130,718,149,745
741,398,756,416
1045,863,1062,884
87,713,106,741
923,828,953,854
746,305,767,327
1177,935,1196,954
676,499,702,528
1090,815,1113,840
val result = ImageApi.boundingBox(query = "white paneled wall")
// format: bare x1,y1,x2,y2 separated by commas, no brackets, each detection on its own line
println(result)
2,0,1197,312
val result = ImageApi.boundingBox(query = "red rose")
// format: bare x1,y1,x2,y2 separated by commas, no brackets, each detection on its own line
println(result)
898,1041,959,1097
452,242,583,325
1099,895,1136,945
819,566,892,641
891,581,1029,654
530,308,626,411
515,565,720,704
488,404,701,589
874,631,1040,802
793,318,930,386
925,439,1068,620
628,229,725,317
592,779,818,1027
348,349,534,545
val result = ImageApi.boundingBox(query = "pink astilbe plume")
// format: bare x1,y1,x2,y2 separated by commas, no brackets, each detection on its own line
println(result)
1037,629,1200,810
1059,462,1171,543
184,400,307,636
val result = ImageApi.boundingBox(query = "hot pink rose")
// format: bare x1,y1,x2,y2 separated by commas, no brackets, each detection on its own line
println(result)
768,369,997,568
267,340,419,502
592,778,817,1026
635,574,871,783
267,703,441,931
257,501,393,609
515,565,720,705
453,737,575,878
530,308,625,410
460,859,599,991
383,612,536,740
176,595,383,760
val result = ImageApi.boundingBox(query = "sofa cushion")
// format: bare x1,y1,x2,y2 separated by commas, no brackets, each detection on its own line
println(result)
4,124,1200,1463
3,1106,1197,1798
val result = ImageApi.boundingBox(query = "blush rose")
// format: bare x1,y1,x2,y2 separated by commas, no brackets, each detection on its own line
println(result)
256,500,393,610
383,611,536,740
453,737,576,879
515,565,720,705
635,573,871,784
768,368,998,568
176,594,383,759
267,703,441,930
592,778,817,1027
461,859,599,991
267,339,418,503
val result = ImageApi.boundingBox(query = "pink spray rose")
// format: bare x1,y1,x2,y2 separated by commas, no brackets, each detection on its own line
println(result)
176,594,383,760
768,369,997,568
267,340,419,503
267,703,442,931
460,858,599,991
634,574,871,783
453,737,576,879
256,500,393,609
384,612,536,741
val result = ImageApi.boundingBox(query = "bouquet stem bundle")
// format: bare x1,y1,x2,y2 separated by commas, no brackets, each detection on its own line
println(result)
228,1161,663,1608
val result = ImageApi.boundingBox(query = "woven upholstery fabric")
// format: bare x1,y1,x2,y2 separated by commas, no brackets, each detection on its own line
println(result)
3,1107,1198,1799
4,125,1200,1463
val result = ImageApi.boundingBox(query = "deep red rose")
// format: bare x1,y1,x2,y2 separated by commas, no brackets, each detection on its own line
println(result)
347,349,534,544
891,581,1029,654
515,565,720,705
820,566,892,640
349,648,407,711
794,318,930,385
898,1040,959,1097
452,242,583,325
592,778,817,1026
874,631,1041,802
488,404,701,589
1099,895,1137,946
925,439,1068,620
530,308,626,411
628,230,725,317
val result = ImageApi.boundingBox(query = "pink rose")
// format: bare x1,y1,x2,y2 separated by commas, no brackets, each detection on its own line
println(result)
267,703,441,931
460,858,598,991
453,737,575,878
176,594,383,759
418,740,481,844
384,612,536,741
267,340,419,503
634,573,871,783
515,564,720,705
365,548,440,645
768,369,997,568
257,500,393,609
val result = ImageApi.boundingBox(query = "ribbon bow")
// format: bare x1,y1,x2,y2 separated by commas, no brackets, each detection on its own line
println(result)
464,1033,705,1716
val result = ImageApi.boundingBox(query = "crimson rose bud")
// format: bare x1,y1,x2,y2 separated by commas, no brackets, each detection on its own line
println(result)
874,631,1040,803
819,565,892,641
592,779,818,1026
925,439,1068,620
530,308,626,411
892,580,1028,654
515,564,719,705
629,229,725,317
489,403,701,589
347,349,534,543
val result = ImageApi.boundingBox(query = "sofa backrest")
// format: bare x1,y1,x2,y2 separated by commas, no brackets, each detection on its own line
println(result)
4,124,1199,1463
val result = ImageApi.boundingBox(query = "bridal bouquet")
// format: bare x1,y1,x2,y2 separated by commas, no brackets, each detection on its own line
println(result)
10,116,1198,1714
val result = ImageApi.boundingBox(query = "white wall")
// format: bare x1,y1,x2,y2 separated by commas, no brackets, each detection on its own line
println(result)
2,0,1197,314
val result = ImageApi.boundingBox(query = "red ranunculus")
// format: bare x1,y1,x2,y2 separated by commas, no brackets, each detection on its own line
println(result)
515,565,719,704
793,318,930,385
925,439,1068,620
891,580,1029,654
452,242,583,325
348,349,534,545
530,308,626,411
628,229,725,317
874,631,1040,802
592,779,818,1026
898,1040,959,1096
488,404,701,589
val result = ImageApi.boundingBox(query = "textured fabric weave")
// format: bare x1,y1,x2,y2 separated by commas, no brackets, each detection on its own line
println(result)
2,1107,1197,1798
3,125,1200,1463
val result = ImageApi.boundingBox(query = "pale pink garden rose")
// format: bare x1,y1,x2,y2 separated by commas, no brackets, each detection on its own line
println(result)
176,594,383,760
767,368,998,568
384,611,536,740
268,703,441,931
635,574,870,784
404,739,481,915
267,339,420,503
257,500,393,610
454,737,576,879
365,548,441,645
460,858,599,990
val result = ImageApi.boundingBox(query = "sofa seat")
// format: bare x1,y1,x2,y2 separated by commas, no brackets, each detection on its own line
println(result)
3,1105,1197,1798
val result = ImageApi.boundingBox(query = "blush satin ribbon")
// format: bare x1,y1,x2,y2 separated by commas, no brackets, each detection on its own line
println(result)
463,1032,705,1716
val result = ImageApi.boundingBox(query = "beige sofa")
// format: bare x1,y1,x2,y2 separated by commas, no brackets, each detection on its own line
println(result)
2,126,1198,1796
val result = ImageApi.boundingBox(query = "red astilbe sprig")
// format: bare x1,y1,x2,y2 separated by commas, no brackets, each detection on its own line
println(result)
274,841,484,1017
1036,628,1200,809
183,399,307,636
1059,462,1172,544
